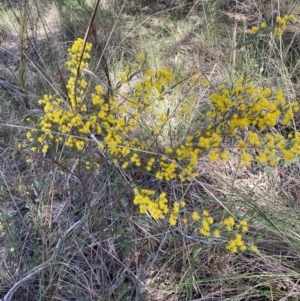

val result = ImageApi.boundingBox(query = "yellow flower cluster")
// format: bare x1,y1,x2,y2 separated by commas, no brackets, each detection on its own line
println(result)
250,14,297,37
198,210,214,237
178,212,252,253
24,38,300,254
133,188,256,252
221,218,250,253
226,234,247,253
169,200,186,226
205,78,300,166
220,216,235,232
24,39,93,153
251,22,267,34
25,38,299,186
275,14,297,36
24,39,147,160
133,188,168,219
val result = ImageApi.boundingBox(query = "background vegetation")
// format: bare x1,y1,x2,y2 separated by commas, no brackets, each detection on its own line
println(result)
0,0,300,300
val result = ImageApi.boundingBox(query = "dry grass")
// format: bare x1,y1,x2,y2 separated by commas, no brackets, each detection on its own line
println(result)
1,0,300,300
